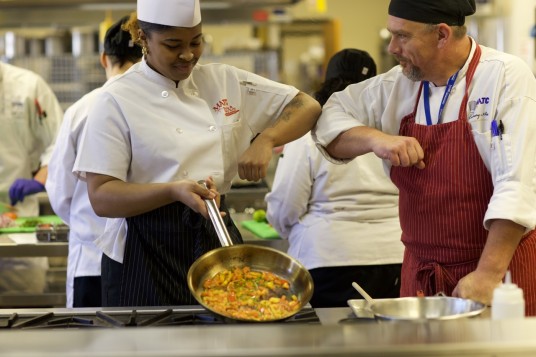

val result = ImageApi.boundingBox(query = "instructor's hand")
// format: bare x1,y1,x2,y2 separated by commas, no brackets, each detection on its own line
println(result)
452,270,502,306
372,134,425,169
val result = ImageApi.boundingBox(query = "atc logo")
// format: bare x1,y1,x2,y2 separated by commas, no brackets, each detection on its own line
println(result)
468,97,491,119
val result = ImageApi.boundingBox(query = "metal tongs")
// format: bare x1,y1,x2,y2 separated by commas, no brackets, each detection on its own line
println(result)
198,180,234,247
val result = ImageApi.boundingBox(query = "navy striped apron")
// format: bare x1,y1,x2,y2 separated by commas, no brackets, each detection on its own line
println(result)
107,196,242,307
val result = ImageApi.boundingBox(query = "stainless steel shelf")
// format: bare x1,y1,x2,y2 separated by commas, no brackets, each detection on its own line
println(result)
0,235,68,258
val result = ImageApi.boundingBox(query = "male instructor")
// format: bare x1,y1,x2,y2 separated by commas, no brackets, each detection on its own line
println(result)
313,0,536,315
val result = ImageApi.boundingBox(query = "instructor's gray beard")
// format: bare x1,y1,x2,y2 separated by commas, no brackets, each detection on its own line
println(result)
402,63,424,82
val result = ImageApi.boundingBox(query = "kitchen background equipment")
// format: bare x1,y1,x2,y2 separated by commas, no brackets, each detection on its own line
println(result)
348,296,486,321
35,223,69,243
187,181,314,322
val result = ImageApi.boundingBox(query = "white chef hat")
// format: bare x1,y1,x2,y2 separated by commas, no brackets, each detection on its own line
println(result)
137,0,201,27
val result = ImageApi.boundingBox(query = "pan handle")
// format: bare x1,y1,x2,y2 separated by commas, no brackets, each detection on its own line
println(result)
198,180,234,247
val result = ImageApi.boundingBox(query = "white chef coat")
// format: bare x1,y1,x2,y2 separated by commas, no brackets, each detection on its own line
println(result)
266,133,403,269
0,62,63,292
46,82,116,307
74,59,299,263
0,62,63,215
313,39,536,233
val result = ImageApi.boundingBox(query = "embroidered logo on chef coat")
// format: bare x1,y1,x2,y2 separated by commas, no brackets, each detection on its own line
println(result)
213,99,239,117
468,97,491,121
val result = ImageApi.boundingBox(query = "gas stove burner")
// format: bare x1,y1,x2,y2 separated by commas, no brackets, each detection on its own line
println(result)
0,305,320,329
284,310,320,324
96,309,175,327
164,313,225,326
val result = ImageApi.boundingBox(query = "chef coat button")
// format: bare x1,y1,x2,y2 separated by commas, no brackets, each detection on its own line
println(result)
192,91,199,96
176,128,183,134
183,170,188,177
208,125,216,132
161,91,169,98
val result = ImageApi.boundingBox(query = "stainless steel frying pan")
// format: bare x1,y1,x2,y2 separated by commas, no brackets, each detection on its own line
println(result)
187,181,314,322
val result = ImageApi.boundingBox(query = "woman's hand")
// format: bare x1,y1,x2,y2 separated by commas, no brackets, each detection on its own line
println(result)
202,176,227,218
172,179,215,219
173,177,227,219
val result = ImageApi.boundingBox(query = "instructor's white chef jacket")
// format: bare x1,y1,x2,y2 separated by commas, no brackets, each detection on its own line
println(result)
266,133,403,270
313,39,536,233
46,83,114,307
73,59,299,263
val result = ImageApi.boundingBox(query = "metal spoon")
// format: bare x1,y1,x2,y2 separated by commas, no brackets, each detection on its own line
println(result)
352,281,375,305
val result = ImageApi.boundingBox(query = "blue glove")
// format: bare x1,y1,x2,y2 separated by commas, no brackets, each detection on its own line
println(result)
9,179,46,206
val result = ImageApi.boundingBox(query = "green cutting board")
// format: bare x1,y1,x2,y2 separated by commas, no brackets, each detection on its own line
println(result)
0,215,64,233
241,220,280,240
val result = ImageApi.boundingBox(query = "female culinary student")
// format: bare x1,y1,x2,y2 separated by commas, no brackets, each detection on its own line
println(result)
73,0,321,307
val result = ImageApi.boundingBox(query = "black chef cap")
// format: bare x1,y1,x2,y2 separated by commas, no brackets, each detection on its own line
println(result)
388,0,476,26
325,48,377,83
104,15,142,58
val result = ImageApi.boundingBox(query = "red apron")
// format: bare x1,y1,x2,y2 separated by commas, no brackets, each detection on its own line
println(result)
390,44,536,315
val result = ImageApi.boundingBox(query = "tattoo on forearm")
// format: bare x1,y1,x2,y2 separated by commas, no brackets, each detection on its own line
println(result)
271,94,305,127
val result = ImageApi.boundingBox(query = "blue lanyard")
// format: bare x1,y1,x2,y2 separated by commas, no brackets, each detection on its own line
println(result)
423,71,459,126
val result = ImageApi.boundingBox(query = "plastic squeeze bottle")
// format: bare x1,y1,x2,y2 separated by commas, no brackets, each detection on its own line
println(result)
491,270,525,320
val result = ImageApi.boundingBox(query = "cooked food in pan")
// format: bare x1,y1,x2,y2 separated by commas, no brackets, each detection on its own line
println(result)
201,266,300,321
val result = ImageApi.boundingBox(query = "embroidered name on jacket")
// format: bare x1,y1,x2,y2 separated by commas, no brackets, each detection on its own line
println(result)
468,97,491,121
213,99,239,116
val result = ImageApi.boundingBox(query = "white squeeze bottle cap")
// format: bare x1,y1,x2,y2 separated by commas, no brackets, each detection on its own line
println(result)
491,270,525,320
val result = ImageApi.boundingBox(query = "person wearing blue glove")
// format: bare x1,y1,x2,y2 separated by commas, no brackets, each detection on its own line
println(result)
0,61,63,296
0,62,63,217
9,178,46,206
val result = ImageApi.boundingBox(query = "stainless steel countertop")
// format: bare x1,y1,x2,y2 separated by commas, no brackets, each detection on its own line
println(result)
0,307,535,356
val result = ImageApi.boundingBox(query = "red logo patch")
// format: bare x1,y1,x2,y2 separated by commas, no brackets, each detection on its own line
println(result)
213,99,239,116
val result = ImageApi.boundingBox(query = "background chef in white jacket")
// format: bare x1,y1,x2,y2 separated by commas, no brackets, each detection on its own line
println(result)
266,49,404,307
0,61,63,293
73,0,321,307
46,14,142,307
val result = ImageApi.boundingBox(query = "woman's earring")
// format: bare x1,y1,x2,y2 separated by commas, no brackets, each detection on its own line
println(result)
142,46,148,56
